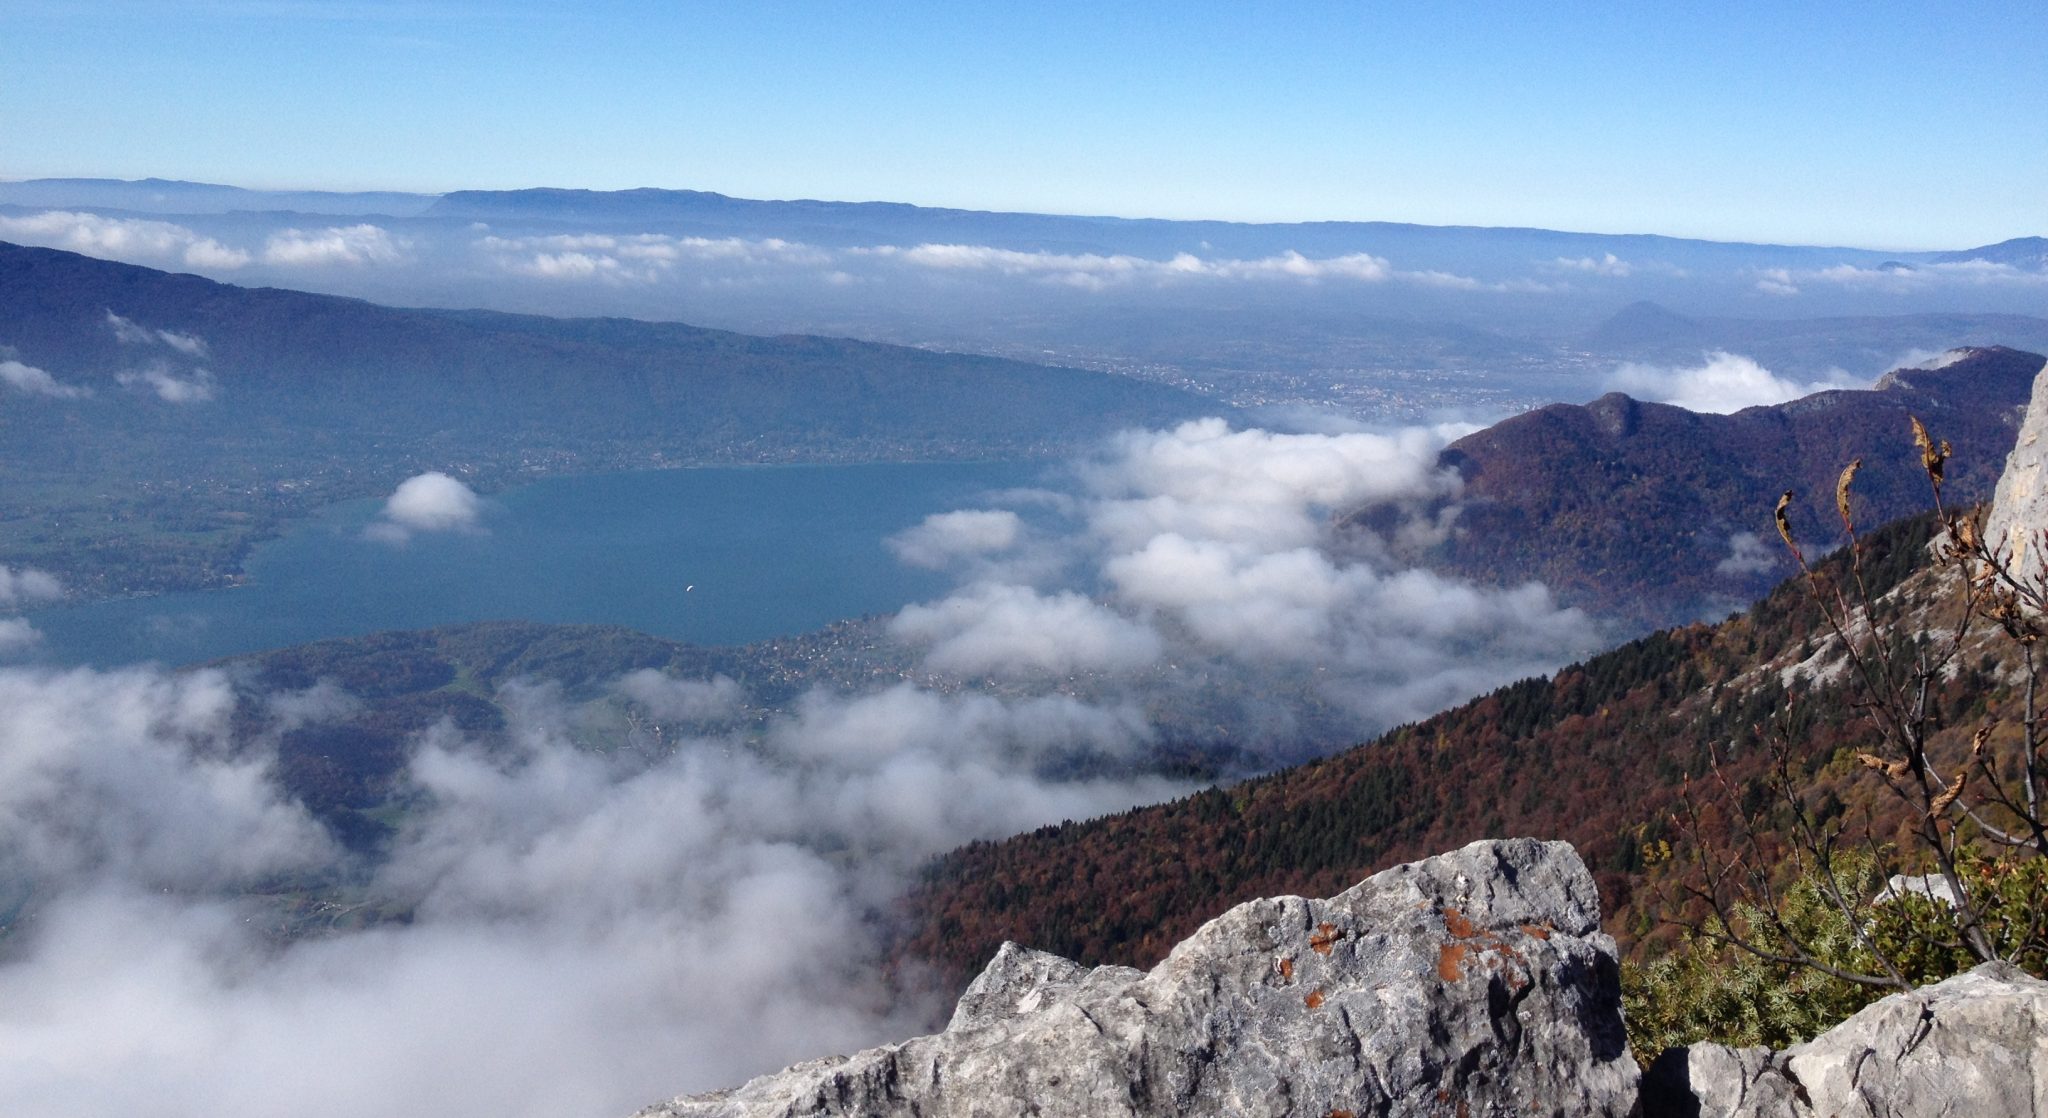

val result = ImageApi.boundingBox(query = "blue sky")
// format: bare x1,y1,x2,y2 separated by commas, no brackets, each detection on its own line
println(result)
2,1,2043,248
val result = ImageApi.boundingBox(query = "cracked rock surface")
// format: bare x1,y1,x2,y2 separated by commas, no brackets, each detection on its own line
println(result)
633,837,1639,1118
1986,354,2048,567
1643,962,2048,1117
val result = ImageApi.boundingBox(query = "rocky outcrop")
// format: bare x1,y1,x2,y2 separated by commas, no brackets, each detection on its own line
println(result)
1642,962,2048,1117
635,838,1640,1117
1985,354,2048,568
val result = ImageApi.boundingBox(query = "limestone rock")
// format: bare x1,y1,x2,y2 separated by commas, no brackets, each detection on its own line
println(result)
634,838,1639,1118
1644,962,2048,1117
1984,354,2048,568
1878,873,1959,908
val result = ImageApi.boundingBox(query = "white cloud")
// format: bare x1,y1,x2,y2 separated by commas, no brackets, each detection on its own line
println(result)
0,210,249,269
0,661,1187,1118
0,666,333,890
1752,259,2048,297
106,311,207,356
0,566,64,610
1886,347,1972,373
1716,531,1779,576
886,509,1023,569
890,583,1163,677
475,232,827,284
468,230,1513,293
1078,418,1461,551
884,419,1598,735
262,224,410,267
1754,268,1801,296
366,471,483,543
1553,253,1632,277
0,618,42,655
1105,536,1362,657
1606,351,1862,414
613,671,746,726
116,363,217,403
0,359,89,399
858,243,1402,289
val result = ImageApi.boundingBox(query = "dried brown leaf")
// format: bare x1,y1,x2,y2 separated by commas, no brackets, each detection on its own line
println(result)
1835,458,1862,532
1911,415,1950,488
1858,752,1910,779
1930,769,1967,816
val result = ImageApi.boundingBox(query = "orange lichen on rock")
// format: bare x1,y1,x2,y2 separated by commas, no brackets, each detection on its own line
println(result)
1438,942,1468,981
1278,957,1294,982
1304,988,1325,1009
1308,922,1341,955
1441,907,1478,939
1519,923,1552,940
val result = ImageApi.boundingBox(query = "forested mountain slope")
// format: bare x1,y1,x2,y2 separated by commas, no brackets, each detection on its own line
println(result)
899,508,1962,983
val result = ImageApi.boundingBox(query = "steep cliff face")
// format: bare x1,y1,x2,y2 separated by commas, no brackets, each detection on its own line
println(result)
634,839,1641,1118
1984,354,2048,567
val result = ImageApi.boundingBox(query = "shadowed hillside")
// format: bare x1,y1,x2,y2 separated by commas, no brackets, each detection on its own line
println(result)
1346,345,2042,627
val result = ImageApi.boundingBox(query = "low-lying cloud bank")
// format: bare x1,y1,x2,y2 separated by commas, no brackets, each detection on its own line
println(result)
0,209,1552,295
1605,351,1863,414
884,418,1598,735
0,210,251,269
0,662,1186,1118
0,419,1604,1117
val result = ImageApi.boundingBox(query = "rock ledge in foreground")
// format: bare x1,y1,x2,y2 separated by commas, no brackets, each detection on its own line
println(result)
635,837,1639,1118
1644,962,2048,1117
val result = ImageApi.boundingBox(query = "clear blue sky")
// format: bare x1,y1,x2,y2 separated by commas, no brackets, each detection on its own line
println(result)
2,1,2043,249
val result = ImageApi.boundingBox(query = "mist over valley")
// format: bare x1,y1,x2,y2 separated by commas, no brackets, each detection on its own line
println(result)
1,12,2043,1109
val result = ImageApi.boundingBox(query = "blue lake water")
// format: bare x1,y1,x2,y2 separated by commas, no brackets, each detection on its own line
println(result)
29,461,1049,668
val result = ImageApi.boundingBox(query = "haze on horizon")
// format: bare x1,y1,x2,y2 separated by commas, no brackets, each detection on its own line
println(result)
3,2,2045,249
2,6,2047,1117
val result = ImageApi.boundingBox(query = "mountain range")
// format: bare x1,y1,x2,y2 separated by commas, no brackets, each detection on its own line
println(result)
0,241,1216,598
1348,345,2046,626
7,178,2032,282
4,178,2044,425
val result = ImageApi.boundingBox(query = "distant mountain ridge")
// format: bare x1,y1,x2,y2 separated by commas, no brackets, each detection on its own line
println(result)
5,179,2042,380
0,240,1211,450
5,179,2036,268
1931,236,2048,269
1582,300,2048,369
1346,345,2045,627
0,241,1218,598
0,176,437,217
424,186,2044,275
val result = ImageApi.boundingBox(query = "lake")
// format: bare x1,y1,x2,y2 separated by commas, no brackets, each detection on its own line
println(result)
27,461,1049,668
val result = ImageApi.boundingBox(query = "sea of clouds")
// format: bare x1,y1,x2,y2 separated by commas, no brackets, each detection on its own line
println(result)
0,417,1610,1117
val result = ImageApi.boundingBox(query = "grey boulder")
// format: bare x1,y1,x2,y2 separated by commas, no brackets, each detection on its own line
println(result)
1643,962,2048,1117
634,837,1639,1118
